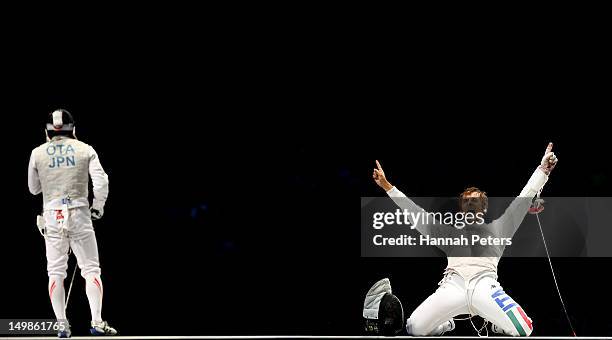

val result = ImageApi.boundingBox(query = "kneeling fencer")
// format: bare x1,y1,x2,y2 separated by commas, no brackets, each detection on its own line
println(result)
364,143,558,336
28,110,117,338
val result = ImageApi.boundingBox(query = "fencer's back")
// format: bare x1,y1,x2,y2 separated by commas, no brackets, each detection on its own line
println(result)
32,137,91,205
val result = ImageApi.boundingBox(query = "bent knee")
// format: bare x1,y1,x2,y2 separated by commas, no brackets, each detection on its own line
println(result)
512,308,533,336
525,323,533,336
406,317,435,336
519,320,533,337
499,311,533,336
506,324,533,337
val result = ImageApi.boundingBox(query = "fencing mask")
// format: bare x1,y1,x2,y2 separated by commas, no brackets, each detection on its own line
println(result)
363,278,404,335
46,109,76,140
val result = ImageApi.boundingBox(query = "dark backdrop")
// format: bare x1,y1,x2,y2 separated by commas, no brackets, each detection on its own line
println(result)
3,27,612,337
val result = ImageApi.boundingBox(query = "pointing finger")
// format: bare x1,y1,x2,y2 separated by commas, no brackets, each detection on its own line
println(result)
545,142,553,154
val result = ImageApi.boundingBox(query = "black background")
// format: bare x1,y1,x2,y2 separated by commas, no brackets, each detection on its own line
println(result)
3,17,612,337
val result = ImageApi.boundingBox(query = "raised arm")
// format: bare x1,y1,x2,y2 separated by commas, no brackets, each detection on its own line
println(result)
373,160,451,236
493,143,558,238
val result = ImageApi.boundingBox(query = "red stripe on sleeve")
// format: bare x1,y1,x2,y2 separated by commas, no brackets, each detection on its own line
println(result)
517,306,533,330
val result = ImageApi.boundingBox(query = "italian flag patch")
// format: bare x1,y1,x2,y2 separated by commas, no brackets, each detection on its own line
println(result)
506,306,532,336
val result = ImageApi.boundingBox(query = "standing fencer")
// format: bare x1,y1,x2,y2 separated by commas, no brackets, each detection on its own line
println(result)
369,143,558,336
28,110,117,338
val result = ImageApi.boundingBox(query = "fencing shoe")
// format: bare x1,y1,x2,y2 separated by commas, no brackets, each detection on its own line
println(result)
57,328,71,338
90,321,117,336
57,321,71,338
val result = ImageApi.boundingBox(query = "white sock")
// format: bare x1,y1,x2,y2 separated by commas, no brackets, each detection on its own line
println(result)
85,274,103,322
48,275,66,321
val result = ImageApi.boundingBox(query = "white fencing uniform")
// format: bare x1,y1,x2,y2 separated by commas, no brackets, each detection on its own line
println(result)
28,136,109,323
43,207,101,279
387,168,548,336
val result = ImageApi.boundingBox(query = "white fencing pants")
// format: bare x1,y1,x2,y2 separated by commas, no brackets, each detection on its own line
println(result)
406,272,533,336
44,206,103,322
